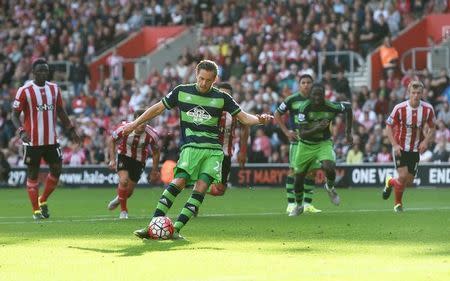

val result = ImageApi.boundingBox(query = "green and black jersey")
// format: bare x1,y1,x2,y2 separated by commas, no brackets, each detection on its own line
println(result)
276,92,308,143
162,83,241,150
297,100,351,143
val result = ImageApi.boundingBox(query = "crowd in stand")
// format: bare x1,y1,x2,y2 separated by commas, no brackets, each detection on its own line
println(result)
1,0,449,172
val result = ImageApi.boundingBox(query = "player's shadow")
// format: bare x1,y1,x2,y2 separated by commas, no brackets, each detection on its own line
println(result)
69,241,224,257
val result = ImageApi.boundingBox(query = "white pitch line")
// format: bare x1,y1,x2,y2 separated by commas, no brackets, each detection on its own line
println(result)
0,206,449,225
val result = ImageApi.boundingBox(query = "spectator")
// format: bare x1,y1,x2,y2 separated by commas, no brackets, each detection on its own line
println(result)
376,144,392,162
251,128,272,163
435,120,450,143
432,140,450,163
379,36,399,78
334,70,351,100
106,49,124,82
346,144,364,164
68,56,90,96
437,102,450,126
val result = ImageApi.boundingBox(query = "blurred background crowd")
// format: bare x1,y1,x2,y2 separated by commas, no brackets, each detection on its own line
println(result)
0,0,449,174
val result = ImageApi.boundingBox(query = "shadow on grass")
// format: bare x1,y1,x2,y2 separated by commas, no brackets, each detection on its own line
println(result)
69,241,224,257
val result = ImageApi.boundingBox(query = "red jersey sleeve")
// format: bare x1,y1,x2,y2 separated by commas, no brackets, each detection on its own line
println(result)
386,106,400,127
12,87,27,112
111,122,126,141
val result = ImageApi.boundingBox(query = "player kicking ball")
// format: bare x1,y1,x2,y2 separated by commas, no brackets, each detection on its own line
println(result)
107,109,161,219
126,60,272,240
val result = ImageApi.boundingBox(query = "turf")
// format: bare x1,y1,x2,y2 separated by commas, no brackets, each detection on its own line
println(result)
0,187,449,281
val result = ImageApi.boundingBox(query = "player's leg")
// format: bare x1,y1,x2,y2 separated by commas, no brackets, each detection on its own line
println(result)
38,145,63,218
173,174,211,238
116,170,130,218
26,163,42,219
290,171,305,216
23,145,43,219
303,168,322,213
133,175,186,239
384,151,418,211
119,158,144,218
290,141,317,215
208,155,231,196
285,143,298,213
317,140,340,205
172,148,223,236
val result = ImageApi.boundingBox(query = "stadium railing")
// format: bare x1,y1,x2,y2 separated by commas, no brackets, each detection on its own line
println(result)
317,51,366,88
400,46,450,75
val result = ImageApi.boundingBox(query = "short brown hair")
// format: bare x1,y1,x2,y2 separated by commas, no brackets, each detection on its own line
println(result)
196,60,218,77
407,80,424,92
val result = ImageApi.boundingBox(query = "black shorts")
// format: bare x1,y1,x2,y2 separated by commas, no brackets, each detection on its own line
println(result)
23,144,62,166
221,155,231,184
117,154,145,182
393,150,420,176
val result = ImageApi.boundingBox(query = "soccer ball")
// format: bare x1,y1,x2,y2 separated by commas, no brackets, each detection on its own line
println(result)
148,216,174,240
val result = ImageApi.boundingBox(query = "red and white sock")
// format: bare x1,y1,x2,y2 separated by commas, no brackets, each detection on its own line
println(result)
39,174,59,203
26,178,40,212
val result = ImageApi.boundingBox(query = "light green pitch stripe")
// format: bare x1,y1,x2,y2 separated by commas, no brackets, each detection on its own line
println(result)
185,128,217,139
181,111,219,127
179,91,224,108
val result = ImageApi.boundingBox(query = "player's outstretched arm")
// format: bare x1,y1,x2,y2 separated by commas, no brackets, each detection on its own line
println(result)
236,111,273,126
56,106,81,145
123,101,166,135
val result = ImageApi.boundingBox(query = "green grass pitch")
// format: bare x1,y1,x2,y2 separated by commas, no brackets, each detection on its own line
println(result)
0,187,449,281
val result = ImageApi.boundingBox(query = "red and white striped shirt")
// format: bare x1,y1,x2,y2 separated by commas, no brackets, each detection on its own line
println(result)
112,122,159,163
386,100,436,152
218,112,237,157
13,81,63,146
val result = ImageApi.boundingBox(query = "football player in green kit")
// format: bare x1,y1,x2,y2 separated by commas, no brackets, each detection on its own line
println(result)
124,60,273,239
275,74,322,214
289,83,353,216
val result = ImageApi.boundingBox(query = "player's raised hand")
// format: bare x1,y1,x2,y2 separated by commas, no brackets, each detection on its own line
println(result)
257,113,274,125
